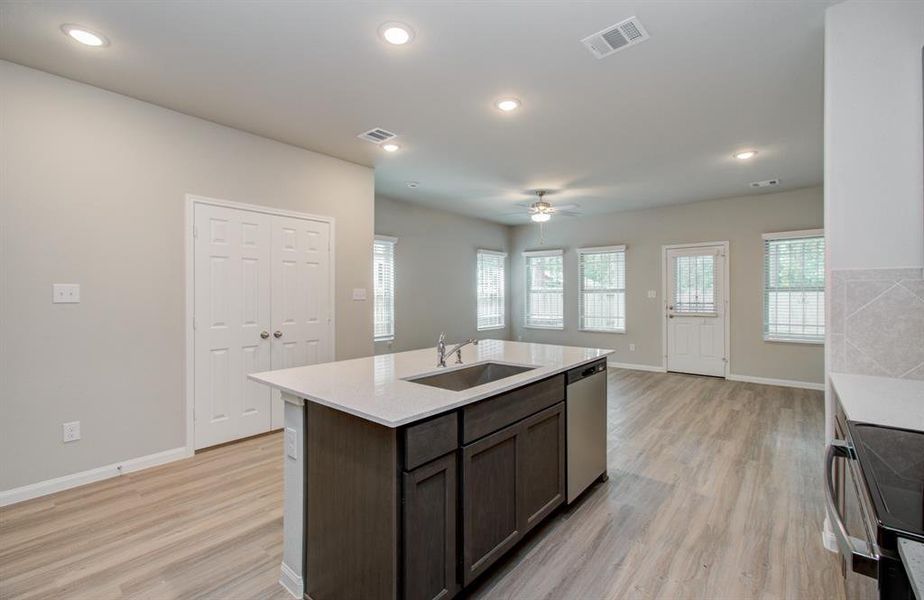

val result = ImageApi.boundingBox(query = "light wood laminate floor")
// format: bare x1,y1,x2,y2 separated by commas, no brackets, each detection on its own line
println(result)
0,370,844,599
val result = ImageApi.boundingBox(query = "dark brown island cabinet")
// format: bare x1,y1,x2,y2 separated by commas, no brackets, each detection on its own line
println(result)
302,363,603,600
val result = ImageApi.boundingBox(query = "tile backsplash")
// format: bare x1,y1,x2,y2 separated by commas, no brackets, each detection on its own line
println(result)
829,268,924,380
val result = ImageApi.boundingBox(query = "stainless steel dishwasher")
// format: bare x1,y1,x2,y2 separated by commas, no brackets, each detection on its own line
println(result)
566,359,608,503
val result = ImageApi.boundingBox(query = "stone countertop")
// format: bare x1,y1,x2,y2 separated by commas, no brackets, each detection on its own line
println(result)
898,539,924,600
829,373,924,432
250,340,613,427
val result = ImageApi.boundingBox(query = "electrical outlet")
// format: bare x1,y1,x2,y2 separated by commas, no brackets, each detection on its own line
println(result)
285,427,297,459
62,421,81,442
629,343,637,352
352,288,367,301
53,284,80,304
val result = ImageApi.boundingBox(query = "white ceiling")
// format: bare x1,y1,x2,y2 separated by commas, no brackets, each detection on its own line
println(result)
0,1,832,224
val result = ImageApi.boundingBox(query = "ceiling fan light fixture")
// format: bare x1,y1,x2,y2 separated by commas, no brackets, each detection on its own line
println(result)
531,212,551,223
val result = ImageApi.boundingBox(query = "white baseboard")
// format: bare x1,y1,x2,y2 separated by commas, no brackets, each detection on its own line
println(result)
606,361,667,373
0,446,189,507
279,562,304,598
727,373,825,391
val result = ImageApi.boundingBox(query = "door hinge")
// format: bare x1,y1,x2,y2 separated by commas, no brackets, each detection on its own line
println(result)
193,225,198,239
193,317,198,330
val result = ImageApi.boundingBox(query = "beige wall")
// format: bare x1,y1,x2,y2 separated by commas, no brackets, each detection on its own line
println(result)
374,196,510,354
0,62,374,491
509,186,825,384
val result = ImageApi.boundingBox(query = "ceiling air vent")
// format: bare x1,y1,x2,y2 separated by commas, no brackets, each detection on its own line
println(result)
358,128,397,144
581,17,649,59
750,178,780,189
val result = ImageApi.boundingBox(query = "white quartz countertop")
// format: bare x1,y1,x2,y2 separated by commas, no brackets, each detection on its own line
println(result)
250,340,612,427
830,373,924,432
899,539,924,600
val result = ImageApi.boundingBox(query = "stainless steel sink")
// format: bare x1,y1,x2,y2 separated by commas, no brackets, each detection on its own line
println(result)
404,362,536,391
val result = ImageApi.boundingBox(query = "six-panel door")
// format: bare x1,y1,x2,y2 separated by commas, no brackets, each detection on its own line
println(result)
194,203,273,449
194,202,333,449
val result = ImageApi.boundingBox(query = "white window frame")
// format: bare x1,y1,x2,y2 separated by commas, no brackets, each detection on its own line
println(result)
578,245,626,333
373,235,397,342
523,249,564,330
476,249,506,331
762,229,825,344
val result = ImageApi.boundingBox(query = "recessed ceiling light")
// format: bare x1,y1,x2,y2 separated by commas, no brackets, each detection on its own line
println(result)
407,181,419,189
61,24,109,47
382,143,400,153
531,212,551,223
379,22,414,45
733,150,758,160
495,98,521,112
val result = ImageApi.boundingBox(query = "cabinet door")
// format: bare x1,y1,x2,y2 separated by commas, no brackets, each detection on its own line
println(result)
519,403,565,533
461,424,521,585
403,453,459,600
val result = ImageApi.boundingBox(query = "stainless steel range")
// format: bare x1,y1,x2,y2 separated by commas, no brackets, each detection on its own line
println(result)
826,409,924,600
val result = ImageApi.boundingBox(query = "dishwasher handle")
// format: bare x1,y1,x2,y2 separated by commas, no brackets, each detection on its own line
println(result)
567,360,607,384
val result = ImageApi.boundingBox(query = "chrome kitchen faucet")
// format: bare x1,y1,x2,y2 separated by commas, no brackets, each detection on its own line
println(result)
437,332,478,367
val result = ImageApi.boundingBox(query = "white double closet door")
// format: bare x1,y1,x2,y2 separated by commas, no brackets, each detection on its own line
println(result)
194,202,332,449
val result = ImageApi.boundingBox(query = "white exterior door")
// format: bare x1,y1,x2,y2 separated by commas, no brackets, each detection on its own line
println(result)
269,216,332,428
666,245,727,377
194,203,273,449
194,202,333,448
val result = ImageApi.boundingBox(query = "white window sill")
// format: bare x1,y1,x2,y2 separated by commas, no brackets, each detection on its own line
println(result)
374,336,395,343
763,336,824,345
477,325,506,332
523,325,564,331
579,328,626,334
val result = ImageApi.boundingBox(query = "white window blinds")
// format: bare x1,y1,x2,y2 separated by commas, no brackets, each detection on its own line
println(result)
476,250,506,330
524,250,564,329
373,236,396,341
673,254,717,315
578,246,626,332
763,230,824,343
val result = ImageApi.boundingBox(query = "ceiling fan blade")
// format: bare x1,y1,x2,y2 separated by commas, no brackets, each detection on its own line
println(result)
550,203,581,211
556,210,582,217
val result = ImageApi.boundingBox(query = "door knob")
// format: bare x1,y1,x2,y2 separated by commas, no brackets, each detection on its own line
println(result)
260,330,270,339
273,330,283,338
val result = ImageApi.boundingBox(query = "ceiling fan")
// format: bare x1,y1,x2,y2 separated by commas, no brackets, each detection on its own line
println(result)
511,190,581,222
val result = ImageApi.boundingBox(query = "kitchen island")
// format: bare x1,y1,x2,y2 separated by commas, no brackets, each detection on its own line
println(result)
250,340,612,600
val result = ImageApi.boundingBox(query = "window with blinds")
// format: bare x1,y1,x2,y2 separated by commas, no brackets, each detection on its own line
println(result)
476,250,506,330
373,236,396,341
578,246,626,332
524,250,564,329
673,254,717,314
763,230,824,343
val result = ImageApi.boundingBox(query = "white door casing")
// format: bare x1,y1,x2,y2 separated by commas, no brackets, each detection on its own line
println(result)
190,197,334,449
194,203,273,449
665,244,728,377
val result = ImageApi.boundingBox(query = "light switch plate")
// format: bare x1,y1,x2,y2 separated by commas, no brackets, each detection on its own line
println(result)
629,343,637,352
285,427,297,459
53,284,80,303
352,288,367,301
647,290,657,299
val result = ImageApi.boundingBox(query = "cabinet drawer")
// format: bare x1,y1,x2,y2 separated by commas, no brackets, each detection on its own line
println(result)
462,375,565,444
403,411,459,471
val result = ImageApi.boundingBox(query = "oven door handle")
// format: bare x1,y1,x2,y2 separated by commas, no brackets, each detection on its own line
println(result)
824,441,879,579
